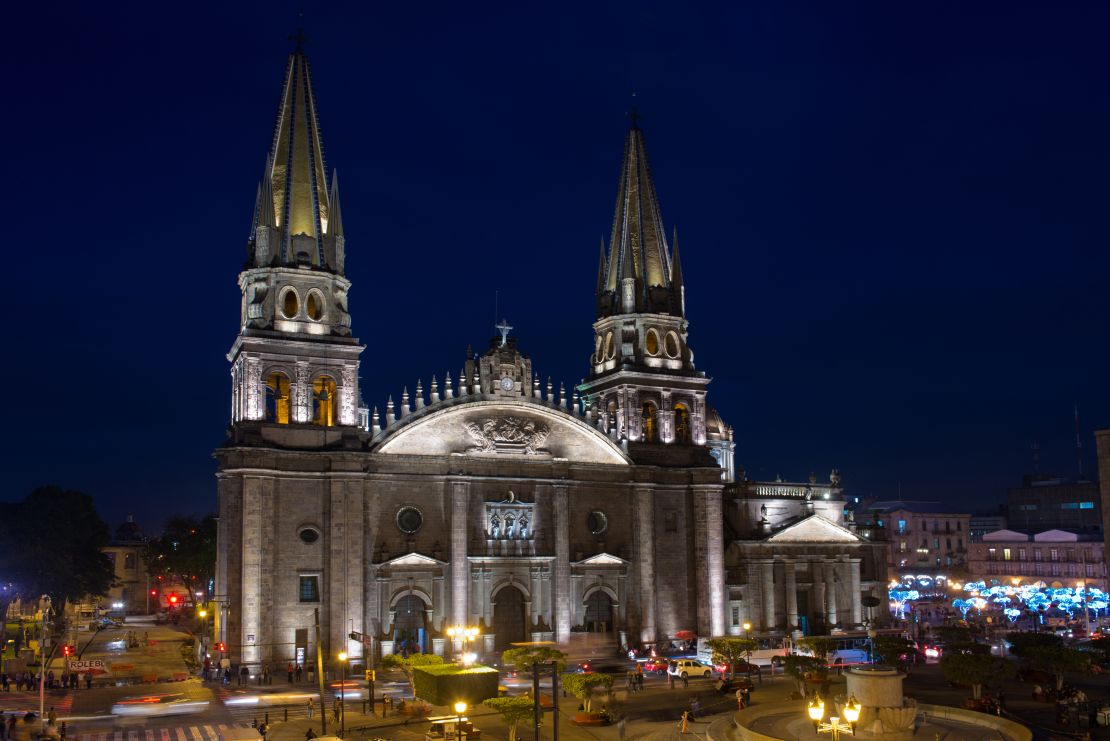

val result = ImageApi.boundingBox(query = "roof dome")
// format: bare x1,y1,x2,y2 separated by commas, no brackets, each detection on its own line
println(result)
114,514,145,543
705,405,730,440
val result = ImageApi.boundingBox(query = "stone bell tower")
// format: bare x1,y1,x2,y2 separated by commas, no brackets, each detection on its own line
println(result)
578,117,710,446
227,46,363,431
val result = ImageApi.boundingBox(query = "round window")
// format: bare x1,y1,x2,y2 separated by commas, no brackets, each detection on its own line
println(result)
298,527,320,544
396,506,423,535
306,291,323,320
587,511,608,536
605,331,616,360
594,335,603,362
664,331,680,358
281,288,300,319
645,329,660,356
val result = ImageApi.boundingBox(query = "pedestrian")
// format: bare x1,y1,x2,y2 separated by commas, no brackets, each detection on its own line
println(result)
5,716,14,740
48,707,57,727
681,673,689,689
239,665,249,686
295,664,303,683
59,722,67,741
306,698,315,719
617,716,626,741
690,697,700,718
304,730,316,741
333,698,341,723
668,672,674,689
288,662,294,683
86,673,93,690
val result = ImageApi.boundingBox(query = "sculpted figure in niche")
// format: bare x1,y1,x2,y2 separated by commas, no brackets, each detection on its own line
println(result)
518,514,529,539
504,514,515,539
490,514,501,539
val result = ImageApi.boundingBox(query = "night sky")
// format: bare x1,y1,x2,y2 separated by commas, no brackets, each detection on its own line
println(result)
5,2,1108,531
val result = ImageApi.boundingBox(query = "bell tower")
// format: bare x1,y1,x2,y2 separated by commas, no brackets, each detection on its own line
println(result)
227,46,363,431
578,117,710,446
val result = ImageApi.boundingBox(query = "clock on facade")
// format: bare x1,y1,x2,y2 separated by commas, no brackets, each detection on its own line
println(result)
500,376,515,391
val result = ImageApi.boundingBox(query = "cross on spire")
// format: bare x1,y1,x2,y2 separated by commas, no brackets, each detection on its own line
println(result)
495,318,513,347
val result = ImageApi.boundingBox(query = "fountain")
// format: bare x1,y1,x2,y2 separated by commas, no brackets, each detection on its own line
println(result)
843,666,916,739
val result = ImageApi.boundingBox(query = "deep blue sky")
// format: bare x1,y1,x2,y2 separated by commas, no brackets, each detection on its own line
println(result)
4,1,1108,531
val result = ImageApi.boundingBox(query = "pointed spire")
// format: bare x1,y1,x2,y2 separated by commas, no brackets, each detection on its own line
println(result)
371,406,381,435
414,380,425,410
444,371,454,399
327,170,343,238
595,238,607,296
430,375,440,404
385,396,396,426
459,368,468,395
671,226,685,317
401,387,410,417
601,118,673,315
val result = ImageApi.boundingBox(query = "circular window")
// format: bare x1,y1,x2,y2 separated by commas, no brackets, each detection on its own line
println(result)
298,527,320,544
281,288,300,319
664,331,680,358
396,506,423,535
604,331,616,360
587,511,608,536
594,335,603,362
306,291,323,320
645,329,660,356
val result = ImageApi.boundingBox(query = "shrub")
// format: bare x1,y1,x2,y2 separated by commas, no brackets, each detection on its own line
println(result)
412,663,499,706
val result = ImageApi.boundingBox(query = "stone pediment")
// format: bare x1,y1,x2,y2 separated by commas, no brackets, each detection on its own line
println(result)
371,399,630,465
575,552,627,566
765,515,864,544
381,552,444,568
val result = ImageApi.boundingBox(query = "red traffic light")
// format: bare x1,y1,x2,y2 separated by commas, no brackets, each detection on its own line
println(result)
215,642,226,652
168,595,179,605
62,645,73,657
150,590,157,596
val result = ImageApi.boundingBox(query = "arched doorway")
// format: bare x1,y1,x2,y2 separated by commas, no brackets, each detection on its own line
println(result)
583,590,614,633
393,594,427,654
493,586,527,650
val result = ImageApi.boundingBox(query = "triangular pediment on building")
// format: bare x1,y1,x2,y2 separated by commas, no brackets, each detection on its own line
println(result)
574,552,628,566
765,515,865,544
982,529,1029,542
381,552,444,568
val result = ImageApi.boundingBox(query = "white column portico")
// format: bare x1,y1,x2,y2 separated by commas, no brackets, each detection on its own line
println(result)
760,560,775,630
784,560,798,631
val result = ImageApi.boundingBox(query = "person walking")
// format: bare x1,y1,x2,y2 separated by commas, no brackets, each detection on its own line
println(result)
668,671,675,689
332,697,341,724
306,698,315,719
48,707,57,727
681,673,689,689
287,662,294,683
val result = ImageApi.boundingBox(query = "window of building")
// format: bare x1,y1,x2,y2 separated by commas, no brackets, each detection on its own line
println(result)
1052,563,1060,576
897,519,906,534
664,511,678,533
1019,548,1026,560
1061,503,1079,510
1050,549,1059,562
299,575,320,603
124,553,136,570
313,376,338,427
641,402,658,442
946,538,952,551
1034,549,1042,561
988,547,996,560
1080,502,1095,509
1003,548,1011,561
933,538,940,549
899,541,907,553
957,538,964,550
956,521,962,531
673,404,691,444
731,606,740,626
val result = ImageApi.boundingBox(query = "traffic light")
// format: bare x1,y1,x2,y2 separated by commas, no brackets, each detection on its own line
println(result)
168,595,179,605
215,642,226,652
150,589,157,596
62,645,73,657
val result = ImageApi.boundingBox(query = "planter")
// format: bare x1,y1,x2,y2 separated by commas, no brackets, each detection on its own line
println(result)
572,712,610,726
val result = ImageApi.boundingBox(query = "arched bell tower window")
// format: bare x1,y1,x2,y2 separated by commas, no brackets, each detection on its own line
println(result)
306,290,324,321
642,402,658,442
674,403,691,444
265,372,291,424
313,376,337,427
280,287,300,319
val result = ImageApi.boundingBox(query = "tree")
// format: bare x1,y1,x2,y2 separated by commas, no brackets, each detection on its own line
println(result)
782,655,824,694
501,646,567,674
483,696,534,741
939,653,1015,700
145,514,217,605
1004,631,1062,657
796,637,837,662
381,652,446,692
705,637,757,678
934,626,975,645
0,487,114,619
872,636,915,665
1024,646,1090,691
560,672,613,713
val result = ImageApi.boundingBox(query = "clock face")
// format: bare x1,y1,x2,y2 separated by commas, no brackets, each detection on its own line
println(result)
500,376,515,391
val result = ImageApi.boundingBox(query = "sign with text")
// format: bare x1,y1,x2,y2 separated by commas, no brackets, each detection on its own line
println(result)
69,659,109,675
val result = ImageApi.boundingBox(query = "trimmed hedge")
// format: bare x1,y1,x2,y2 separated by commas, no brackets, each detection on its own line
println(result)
413,663,499,706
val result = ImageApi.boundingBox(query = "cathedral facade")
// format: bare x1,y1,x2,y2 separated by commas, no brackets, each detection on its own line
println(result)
215,50,887,670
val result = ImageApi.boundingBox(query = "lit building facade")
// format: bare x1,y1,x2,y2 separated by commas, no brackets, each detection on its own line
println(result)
215,49,874,671
869,502,971,582
968,529,1106,590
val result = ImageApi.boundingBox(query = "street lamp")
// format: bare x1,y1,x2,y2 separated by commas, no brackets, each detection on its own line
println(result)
337,651,348,737
454,700,467,741
807,696,825,728
446,625,479,666
842,695,861,728
741,622,754,679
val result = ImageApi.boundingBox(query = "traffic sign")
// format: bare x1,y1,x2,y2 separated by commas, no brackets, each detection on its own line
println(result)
365,669,375,681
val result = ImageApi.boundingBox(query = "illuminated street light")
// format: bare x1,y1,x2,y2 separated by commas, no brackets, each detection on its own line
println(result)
807,696,825,726
446,625,480,665
454,701,468,741
338,651,349,736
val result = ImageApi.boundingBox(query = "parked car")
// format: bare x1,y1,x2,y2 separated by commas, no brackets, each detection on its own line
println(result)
714,660,762,677
576,659,634,674
642,658,670,674
668,659,712,679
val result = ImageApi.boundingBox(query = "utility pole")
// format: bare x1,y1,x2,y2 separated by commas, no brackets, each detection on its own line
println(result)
315,608,327,735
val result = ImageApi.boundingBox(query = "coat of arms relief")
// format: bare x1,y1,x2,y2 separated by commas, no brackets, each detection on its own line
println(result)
463,417,551,455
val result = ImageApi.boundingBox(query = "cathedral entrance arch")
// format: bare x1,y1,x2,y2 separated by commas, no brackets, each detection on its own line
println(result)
583,590,614,633
393,594,428,654
492,586,527,650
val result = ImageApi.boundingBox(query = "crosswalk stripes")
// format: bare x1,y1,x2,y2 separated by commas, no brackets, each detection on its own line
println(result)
77,725,248,741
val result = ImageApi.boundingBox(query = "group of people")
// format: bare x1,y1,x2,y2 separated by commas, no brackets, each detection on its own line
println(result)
0,671,92,692
624,667,645,692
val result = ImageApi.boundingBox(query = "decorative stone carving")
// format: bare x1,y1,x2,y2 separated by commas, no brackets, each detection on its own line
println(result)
464,417,551,455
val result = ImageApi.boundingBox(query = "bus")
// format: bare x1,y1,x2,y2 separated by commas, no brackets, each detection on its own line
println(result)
789,628,911,667
696,636,790,668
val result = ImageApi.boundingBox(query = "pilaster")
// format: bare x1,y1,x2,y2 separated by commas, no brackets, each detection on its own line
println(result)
449,481,469,627
553,484,571,641
634,487,657,643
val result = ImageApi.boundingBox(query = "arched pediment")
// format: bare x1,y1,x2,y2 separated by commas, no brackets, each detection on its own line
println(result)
371,399,630,465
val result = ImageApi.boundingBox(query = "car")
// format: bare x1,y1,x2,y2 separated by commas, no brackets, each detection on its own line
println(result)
111,694,209,717
668,659,712,679
715,660,761,677
642,658,670,674
223,690,317,706
576,659,634,675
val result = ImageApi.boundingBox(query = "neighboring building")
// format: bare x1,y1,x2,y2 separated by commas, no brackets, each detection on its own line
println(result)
969,514,1008,543
967,529,1106,590
215,48,876,671
1097,430,1110,567
1006,475,1101,535
102,515,148,615
868,502,971,581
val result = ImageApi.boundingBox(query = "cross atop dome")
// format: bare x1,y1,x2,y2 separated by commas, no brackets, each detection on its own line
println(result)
495,318,513,347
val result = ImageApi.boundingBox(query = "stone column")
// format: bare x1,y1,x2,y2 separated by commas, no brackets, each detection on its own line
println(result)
693,485,727,636
849,558,862,627
814,566,826,627
240,477,263,667
328,481,352,661
634,487,657,643
784,560,798,631
825,560,839,627
553,484,571,641
449,481,469,627
761,560,776,630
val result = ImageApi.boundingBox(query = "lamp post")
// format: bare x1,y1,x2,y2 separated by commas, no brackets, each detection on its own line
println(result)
446,625,479,666
338,651,348,737
867,628,877,664
454,700,467,741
